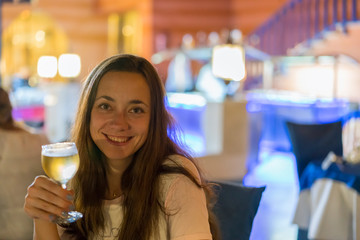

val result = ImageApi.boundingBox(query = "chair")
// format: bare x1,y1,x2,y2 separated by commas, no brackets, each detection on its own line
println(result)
285,120,343,181
286,120,344,240
212,181,265,240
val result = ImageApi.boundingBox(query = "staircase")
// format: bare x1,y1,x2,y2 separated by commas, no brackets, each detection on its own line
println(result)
246,0,360,58
302,22,360,61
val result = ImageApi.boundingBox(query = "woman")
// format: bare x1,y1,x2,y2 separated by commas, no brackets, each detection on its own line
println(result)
0,87,48,239
24,54,220,240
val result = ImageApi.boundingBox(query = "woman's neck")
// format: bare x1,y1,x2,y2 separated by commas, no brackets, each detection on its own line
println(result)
105,157,132,200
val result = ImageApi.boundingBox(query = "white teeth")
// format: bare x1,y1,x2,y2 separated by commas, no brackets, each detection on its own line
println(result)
107,135,129,143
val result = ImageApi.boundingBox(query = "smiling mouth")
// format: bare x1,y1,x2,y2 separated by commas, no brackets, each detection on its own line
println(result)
106,134,131,143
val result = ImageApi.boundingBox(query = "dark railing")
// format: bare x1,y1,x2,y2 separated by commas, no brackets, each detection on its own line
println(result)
246,0,360,56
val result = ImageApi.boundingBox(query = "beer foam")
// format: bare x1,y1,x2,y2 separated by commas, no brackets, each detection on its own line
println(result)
42,142,78,157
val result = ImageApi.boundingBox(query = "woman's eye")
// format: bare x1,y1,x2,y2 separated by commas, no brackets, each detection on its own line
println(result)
99,103,110,110
130,107,144,114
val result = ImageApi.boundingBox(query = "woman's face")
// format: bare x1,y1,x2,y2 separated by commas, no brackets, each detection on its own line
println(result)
90,71,151,163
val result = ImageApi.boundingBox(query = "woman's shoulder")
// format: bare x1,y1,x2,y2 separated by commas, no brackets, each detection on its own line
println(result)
160,155,202,196
159,155,205,209
164,154,200,178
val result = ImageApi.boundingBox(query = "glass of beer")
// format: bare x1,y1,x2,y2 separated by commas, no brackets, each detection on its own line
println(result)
41,142,83,224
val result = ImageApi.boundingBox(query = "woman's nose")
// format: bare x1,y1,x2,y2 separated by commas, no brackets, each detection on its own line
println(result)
110,112,129,130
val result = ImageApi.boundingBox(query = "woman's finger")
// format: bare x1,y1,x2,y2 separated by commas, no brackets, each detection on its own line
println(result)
27,182,73,212
32,175,74,200
24,195,59,221
24,175,74,221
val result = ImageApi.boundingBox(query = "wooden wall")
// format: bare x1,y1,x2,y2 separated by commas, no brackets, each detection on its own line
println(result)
97,0,289,51
2,0,289,81
2,0,109,81
230,0,289,35
152,0,288,49
153,0,232,49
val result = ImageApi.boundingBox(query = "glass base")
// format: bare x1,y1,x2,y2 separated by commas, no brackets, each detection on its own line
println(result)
55,211,83,225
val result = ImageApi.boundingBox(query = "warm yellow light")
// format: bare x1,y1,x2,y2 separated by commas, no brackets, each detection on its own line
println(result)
122,25,134,36
35,30,45,42
212,44,246,81
58,54,81,78
37,56,57,78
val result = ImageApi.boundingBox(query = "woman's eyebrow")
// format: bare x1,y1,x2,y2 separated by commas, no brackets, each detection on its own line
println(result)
130,99,149,107
95,97,149,107
95,95,114,102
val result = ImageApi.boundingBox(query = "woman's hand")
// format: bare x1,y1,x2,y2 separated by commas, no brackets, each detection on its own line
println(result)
24,175,74,222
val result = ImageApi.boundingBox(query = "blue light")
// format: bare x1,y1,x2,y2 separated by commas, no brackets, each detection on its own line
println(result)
166,93,207,156
167,93,207,109
180,132,207,157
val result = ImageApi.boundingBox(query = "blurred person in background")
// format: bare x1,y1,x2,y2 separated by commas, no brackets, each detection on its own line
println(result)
0,87,49,239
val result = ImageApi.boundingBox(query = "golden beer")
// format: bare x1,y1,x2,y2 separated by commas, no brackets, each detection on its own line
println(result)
41,154,80,184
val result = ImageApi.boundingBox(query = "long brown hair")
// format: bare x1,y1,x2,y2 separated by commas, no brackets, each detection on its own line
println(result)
69,54,220,239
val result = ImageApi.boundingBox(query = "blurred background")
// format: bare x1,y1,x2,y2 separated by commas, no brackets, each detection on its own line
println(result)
1,0,360,239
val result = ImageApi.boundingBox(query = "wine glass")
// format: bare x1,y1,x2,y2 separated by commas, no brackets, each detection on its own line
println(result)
41,142,83,224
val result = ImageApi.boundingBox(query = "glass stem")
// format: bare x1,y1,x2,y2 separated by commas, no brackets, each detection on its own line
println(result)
61,183,67,189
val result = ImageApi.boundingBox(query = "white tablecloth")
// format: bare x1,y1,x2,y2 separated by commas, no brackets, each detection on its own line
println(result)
293,179,360,240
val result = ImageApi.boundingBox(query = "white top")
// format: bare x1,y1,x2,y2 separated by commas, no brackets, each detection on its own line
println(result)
59,155,212,240
0,128,48,240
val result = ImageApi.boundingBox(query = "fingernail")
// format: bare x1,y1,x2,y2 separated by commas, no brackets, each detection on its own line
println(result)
67,194,74,201
69,205,75,211
61,211,69,218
